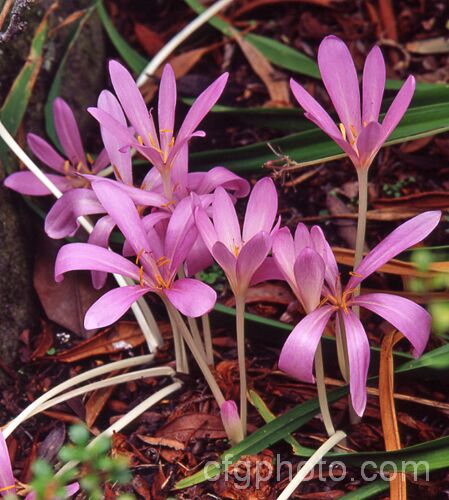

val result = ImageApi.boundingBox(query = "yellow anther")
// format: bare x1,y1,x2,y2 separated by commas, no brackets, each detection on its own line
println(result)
137,135,144,145
339,123,347,141
349,271,363,278
169,136,175,148
63,160,71,174
139,266,145,287
162,200,176,208
148,133,163,155
160,129,173,134
327,295,339,306
157,257,170,267
155,273,169,289
319,296,330,308
135,248,145,265
87,153,94,164
233,245,240,257
75,161,83,172
349,124,358,138
112,165,123,182
0,485,16,492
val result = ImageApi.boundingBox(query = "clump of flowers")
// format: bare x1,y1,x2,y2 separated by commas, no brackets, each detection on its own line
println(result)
2,34,440,496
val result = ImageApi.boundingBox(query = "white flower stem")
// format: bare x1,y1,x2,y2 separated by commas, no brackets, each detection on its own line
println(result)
166,300,189,374
354,168,369,283
29,367,174,418
136,0,235,86
276,430,346,500
201,313,214,366
235,294,248,437
55,381,182,477
0,120,162,352
314,342,336,437
2,355,154,438
163,299,225,407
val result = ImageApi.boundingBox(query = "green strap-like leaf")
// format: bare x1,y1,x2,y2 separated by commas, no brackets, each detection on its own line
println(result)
95,0,147,74
191,101,449,171
0,14,48,171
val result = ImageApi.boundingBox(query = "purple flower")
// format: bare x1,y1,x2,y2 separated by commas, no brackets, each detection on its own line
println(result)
195,177,279,296
88,61,229,198
55,180,217,326
272,223,336,314
4,98,109,195
278,211,441,416
290,35,416,170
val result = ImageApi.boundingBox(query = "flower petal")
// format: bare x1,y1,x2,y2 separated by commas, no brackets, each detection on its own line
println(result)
108,60,159,149
85,285,149,329
87,215,116,289
175,72,228,149
27,133,65,172
353,293,431,357
165,197,197,273
279,305,335,382
290,79,342,139
293,247,325,313
185,235,214,276
188,166,250,198
341,310,370,417
242,177,277,242
318,35,361,139
164,278,217,317
53,98,86,167
380,75,416,143
195,205,218,253
348,211,441,289
355,121,383,169
220,400,243,445
213,187,241,250
250,257,283,286
310,225,339,294
83,174,167,208
91,148,110,174
0,431,16,497
92,181,151,255
272,227,296,287
97,90,133,185
362,45,386,124
45,189,105,239
158,64,176,153
55,243,141,283
212,241,237,288
236,232,271,291
4,172,72,196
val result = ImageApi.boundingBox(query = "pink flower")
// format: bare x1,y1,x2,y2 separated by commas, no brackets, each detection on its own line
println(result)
220,401,244,445
290,35,416,170
272,223,336,314
88,61,229,196
55,181,217,326
4,98,109,195
278,211,441,416
195,177,279,296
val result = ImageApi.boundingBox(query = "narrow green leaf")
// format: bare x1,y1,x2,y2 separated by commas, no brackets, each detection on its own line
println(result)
191,101,449,172
0,15,48,170
175,387,348,489
184,0,319,78
249,390,307,455
95,0,147,74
